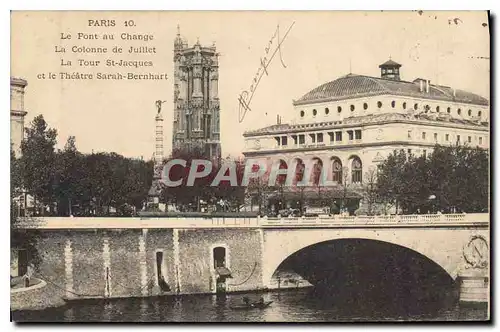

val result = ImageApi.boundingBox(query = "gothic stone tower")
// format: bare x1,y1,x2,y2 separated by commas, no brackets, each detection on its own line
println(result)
172,26,221,161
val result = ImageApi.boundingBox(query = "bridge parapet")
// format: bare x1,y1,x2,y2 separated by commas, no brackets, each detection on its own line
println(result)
15,213,489,229
260,213,489,227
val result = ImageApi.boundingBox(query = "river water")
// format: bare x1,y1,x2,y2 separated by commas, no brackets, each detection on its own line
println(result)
12,287,488,322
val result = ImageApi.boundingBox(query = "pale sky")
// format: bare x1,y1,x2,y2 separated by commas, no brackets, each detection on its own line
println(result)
11,11,490,159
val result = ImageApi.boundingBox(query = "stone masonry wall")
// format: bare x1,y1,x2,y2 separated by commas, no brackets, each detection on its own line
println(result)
178,228,263,294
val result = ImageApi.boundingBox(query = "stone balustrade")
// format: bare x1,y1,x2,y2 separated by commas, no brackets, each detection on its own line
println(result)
14,213,489,230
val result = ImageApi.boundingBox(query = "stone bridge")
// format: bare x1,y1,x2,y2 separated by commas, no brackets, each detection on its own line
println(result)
13,213,489,305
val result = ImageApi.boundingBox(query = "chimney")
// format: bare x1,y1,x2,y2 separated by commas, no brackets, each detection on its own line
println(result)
419,80,424,92
426,80,430,93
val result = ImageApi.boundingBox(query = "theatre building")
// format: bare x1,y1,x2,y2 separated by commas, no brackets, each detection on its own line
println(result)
242,59,490,214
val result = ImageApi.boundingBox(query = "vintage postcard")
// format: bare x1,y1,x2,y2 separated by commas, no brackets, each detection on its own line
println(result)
10,11,490,322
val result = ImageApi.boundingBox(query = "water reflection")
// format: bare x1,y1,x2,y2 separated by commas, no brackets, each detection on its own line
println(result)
12,287,488,322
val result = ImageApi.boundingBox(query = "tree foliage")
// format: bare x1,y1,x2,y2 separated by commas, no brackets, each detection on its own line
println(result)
376,144,489,214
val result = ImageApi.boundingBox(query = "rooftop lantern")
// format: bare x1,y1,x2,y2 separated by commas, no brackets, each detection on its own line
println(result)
379,58,402,81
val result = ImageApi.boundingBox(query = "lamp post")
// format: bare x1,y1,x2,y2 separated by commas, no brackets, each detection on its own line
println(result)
428,194,436,214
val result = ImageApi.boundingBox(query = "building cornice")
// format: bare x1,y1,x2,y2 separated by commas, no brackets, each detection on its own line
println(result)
10,110,27,117
243,115,489,138
10,77,27,87
242,141,489,157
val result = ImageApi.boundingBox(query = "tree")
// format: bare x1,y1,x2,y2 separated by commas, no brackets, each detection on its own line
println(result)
20,115,57,214
54,136,85,216
377,145,489,214
362,166,379,215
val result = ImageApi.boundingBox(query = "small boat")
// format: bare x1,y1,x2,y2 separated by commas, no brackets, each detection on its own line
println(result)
230,301,273,310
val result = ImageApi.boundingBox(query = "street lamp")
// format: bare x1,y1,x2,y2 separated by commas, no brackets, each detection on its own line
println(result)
428,194,436,214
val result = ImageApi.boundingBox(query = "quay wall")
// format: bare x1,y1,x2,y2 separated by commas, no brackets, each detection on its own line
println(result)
29,227,264,300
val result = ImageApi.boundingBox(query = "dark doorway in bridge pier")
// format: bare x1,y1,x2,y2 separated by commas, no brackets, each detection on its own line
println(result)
213,246,232,294
273,239,458,319
156,251,170,292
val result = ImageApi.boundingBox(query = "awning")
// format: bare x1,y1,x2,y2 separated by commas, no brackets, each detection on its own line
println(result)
215,267,232,278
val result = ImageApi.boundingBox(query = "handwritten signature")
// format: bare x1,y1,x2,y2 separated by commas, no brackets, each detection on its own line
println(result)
238,22,295,123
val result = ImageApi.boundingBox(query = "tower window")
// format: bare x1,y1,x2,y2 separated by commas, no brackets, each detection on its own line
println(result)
403,102,407,109
479,137,483,144
325,108,330,115
457,108,462,116
447,107,451,113
299,135,305,144
468,136,472,143
468,109,472,116
445,134,449,141
355,130,362,140
348,130,354,140
478,110,482,117
377,101,382,108
350,105,355,112
363,103,368,110
282,136,288,146
434,133,438,141
335,131,342,142
422,132,426,140
457,135,461,142
436,106,440,112
414,103,419,110
313,109,317,116
337,106,342,113
391,101,396,108
300,110,305,117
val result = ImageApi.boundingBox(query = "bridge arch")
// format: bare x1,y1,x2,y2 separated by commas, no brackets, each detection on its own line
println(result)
261,228,473,289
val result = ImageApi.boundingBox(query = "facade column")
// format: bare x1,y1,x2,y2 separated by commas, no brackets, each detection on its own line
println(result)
139,229,148,296
173,229,182,294
64,238,74,299
103,235,111,297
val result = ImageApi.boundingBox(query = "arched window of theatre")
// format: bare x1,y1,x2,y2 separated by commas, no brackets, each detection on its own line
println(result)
325,107,330,115
331,157,343,183
311,158,323,186
363,103,368,110
300,110,305,117
337,106,342,113
457,108,462,116
414,103,419,110
478,110,482,117
468,109,472,116
436,106,440,112
293,158,305,184
402,102,407,109
377,101,382,109
213,247,227,269
391,100,396,108
351,157,363,184
447,107,451,113
350,104,355,112
313,109,317,116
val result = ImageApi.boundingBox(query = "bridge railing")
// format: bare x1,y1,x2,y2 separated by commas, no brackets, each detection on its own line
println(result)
15,213,488,229
258,213,488,227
